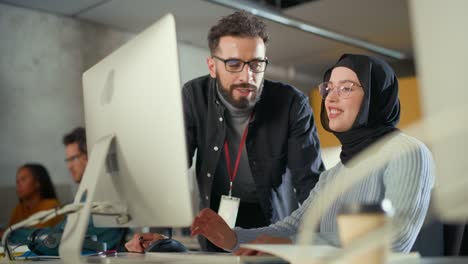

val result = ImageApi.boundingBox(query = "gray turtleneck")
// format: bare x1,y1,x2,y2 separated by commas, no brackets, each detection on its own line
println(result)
214,87,258,203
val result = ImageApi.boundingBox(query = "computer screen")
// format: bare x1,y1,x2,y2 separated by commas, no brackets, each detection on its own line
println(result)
59,13,194,260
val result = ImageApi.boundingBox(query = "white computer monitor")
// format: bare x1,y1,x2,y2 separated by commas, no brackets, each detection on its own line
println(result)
59,14,194,262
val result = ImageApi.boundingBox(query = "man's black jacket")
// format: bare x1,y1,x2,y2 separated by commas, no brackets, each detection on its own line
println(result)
183,75,324,222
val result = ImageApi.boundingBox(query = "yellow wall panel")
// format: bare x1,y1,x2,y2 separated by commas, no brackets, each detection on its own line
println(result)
398,77,423,128
310,89,340,147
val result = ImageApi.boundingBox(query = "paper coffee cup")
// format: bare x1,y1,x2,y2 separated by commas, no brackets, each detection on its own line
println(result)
337,200,393,264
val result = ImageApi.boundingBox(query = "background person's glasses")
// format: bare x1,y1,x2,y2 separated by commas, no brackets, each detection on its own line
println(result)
65,154,82,163
318,81,362,99
212,55,268,73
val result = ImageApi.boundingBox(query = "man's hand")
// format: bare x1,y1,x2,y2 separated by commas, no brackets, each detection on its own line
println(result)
191,208,237,250
125,232,166,253
235,235,292,256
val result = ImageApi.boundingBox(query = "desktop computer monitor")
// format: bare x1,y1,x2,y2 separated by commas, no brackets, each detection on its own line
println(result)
59,14,194,261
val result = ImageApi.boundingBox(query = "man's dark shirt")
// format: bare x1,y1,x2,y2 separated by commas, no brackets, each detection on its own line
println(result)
182,75,325,224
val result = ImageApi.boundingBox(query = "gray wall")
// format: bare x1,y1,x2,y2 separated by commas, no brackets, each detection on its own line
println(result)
0,3,132,185
0,3,208,225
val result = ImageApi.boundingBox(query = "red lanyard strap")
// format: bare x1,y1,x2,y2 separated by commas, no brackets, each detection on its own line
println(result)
223,115,252,196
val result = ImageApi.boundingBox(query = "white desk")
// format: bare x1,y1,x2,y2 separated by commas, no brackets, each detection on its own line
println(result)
2,252,285,264
3,250,468,264
4,256,468,264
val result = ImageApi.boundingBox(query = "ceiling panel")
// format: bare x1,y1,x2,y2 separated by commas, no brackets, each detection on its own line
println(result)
76,0,233,42
0,0,102,16
285,0,412,54
0,0,414,88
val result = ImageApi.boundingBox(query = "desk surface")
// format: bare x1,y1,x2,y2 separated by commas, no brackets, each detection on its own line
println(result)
420,258,468,264
3,256,468,264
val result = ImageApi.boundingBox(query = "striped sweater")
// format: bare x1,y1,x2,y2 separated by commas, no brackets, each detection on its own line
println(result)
234,133,435,253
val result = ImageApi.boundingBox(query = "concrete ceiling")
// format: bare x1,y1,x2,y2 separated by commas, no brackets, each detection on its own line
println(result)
0,0,415,87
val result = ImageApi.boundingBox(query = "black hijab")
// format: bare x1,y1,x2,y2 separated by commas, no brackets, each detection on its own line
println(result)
320,54,400,164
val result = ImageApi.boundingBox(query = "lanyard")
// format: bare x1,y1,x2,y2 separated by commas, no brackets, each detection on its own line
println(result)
224,115,252,197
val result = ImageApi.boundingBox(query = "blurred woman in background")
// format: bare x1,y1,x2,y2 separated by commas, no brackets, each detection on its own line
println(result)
8,163,63,228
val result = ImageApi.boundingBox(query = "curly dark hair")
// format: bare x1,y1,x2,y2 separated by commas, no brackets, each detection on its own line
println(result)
208,10,269,54
62,127,87,155
18,163,58,200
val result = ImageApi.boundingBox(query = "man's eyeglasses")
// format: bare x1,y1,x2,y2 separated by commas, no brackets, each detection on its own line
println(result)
65,154,82,163
318,81,362,99
212,55,268,73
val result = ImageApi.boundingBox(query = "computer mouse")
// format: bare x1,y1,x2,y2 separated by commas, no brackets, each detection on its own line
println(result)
144,238,188,253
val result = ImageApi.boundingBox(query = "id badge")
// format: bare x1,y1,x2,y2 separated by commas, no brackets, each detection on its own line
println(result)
218,195,240,228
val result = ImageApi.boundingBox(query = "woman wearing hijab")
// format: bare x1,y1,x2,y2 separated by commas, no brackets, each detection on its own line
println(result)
125,54,435,254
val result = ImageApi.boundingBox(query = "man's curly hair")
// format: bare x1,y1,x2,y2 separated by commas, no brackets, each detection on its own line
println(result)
208,10,269,54
63,127,87,155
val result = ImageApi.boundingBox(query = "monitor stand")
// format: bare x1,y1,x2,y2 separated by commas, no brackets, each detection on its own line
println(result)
59,134,116,263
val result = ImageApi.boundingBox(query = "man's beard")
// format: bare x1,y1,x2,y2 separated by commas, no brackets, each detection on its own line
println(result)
216,77,263,109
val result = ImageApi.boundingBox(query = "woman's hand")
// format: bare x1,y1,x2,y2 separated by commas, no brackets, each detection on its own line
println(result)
235,235,292,256
191,208,238,250
125,232,166,253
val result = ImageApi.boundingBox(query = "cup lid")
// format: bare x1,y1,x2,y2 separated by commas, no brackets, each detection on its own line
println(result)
338,199,394,216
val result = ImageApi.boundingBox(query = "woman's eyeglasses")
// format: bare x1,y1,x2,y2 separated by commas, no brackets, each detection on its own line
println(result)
318,81,362,99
